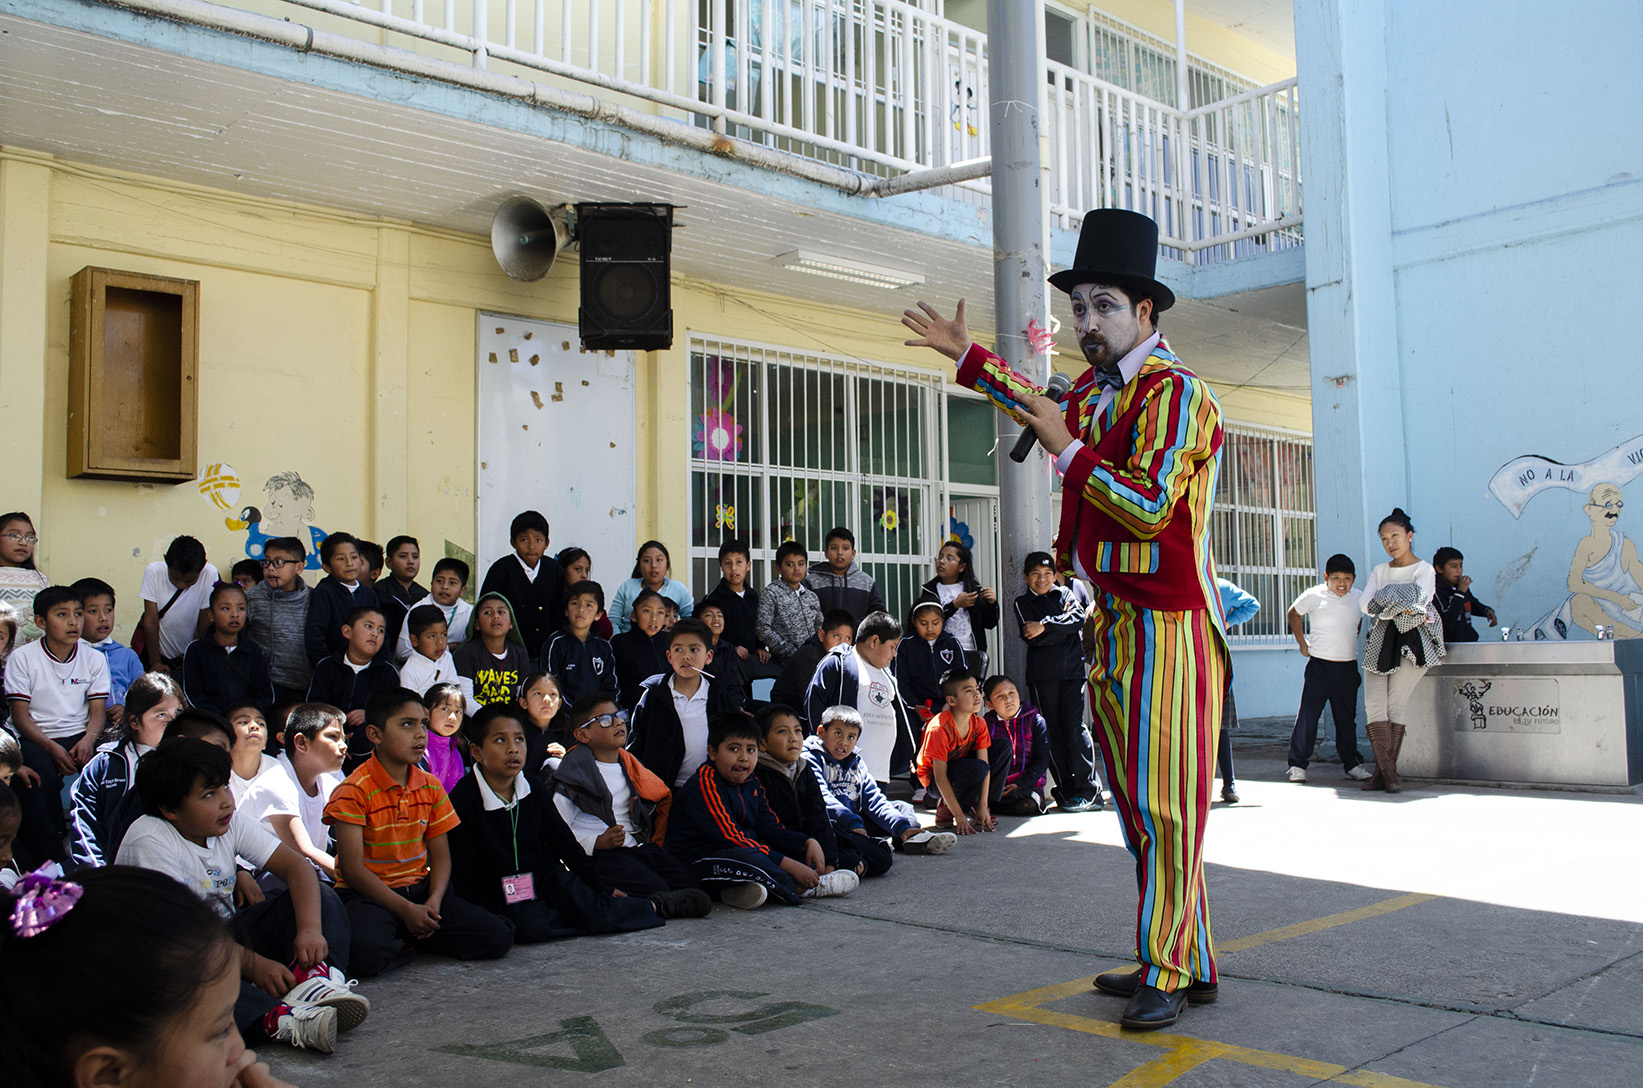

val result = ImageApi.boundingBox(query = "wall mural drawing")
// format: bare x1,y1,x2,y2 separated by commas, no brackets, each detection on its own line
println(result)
227,470,330,570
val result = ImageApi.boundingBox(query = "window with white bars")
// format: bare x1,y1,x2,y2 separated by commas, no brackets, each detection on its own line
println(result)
1210,423,1317,643
687,335,949,625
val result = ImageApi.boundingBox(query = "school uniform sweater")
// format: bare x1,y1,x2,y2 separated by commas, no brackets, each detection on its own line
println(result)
984,705,1052,793
754,753,839,868
479,554,565,660
244,581,312,693
304,576,380,665
1014,585,1088,681
701,579,761,651
626,673,738,789
706,637,746,709
446,770,600,911
181,636,275,715
543,631,619,704
769,635,827,722
306,653,401,714
893,632,968,716
914,574,1001,656
667,763,811,865
611,628,668,712
68,738,148,868
802,736,917,837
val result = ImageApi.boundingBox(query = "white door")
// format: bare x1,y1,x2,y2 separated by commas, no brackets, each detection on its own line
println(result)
476,314,637,577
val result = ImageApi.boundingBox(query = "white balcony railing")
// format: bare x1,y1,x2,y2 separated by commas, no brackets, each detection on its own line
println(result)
146,0,1303,259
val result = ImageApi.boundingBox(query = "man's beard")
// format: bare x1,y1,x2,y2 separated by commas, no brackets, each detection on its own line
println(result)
1081,333,1122,367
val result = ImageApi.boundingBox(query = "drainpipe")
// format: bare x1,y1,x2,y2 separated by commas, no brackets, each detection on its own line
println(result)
1175,0,1191,109
105,0,989,197
987,0,1052,679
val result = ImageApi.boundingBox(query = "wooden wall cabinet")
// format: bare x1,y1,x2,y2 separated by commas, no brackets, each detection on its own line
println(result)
68,267,199,482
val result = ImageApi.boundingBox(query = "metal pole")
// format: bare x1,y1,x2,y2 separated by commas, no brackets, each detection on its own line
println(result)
987,0,1052,679
1174,0,1190,109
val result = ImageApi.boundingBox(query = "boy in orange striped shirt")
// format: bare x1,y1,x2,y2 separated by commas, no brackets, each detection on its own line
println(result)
323,687,514,975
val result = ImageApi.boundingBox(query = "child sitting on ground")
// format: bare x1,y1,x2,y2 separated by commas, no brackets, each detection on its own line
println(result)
667,711,855,909
914,667,997,835
982,675,1052,816
182,582,275,716
0,780,18,887
68,671,184,867
611,589,670,712
756,541,824,664
245,536,314,704
322,687,514,976
805,611,920,785
804,707,954,877
517,671,570,773
421,682,469,793
117,736,366,1053
305,533,378,666
238,702,349,882
629,619,739,789
543,581,618,704
5,584,109,863
548,693,709,915
695,600,746,709
306,606,400,769
71,577,144,726
770,609,855,725
447,704,665,942
227,702,283,801
453,591,530,708
394,558,472,663
896,601,968,720
397,605,480,714
752,704,844,873
0,865,304,1088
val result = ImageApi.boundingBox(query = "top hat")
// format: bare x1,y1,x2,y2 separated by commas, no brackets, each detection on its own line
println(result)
1047,209,1175,312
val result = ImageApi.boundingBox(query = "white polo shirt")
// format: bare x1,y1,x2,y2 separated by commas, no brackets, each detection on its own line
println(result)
3,638,110,739
669,675,712,787
1290,584,1365,662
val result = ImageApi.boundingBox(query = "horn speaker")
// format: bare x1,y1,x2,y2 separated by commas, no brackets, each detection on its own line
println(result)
490,196,567,282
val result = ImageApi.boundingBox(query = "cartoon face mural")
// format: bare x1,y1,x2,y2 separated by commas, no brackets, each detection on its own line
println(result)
227,470,330,571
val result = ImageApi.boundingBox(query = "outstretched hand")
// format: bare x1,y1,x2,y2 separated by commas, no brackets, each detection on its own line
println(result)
902,300,972,362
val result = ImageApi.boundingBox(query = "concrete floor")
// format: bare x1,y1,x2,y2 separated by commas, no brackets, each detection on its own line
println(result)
266,736,1643,1087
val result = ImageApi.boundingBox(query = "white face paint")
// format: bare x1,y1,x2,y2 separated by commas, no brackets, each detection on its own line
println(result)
1068,282,1149,368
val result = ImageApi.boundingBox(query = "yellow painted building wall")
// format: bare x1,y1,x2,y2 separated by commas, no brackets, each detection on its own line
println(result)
0,148,1306,614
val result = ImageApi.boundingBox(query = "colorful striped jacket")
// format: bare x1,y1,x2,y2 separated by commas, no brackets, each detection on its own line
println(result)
665,763,812,866
956,338,1226,622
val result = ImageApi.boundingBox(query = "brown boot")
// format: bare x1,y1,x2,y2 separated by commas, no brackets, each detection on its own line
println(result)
1361,722,1391,791
1383,723,1407,793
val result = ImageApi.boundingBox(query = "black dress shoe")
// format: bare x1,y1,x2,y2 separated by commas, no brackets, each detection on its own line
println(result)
1094,967,1219,1003
1121,985,1188,1030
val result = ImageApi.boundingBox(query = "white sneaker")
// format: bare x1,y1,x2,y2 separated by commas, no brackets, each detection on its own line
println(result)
810,870,860,898
902,830,957,855
1345,764,1374,781
272,1002,338,1053
285,969,370,1032
720,882,769,910
1287,766,1307,783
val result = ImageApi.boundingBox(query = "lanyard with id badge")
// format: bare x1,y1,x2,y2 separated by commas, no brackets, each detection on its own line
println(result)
501,800,536,904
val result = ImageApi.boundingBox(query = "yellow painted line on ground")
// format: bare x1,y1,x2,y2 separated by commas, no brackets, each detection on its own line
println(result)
973,894,1449,1088
1218,893,1437,954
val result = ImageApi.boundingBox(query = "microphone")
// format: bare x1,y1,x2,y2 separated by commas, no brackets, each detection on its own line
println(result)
1009,371,1074,462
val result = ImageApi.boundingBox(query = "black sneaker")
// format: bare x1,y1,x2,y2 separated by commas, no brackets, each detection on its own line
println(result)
1060,795,1099,814
649,889,712,918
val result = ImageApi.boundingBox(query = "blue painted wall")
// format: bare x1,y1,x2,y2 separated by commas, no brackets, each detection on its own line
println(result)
1299,0,1643,640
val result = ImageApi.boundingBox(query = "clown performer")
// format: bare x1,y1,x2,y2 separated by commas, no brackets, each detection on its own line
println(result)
902,209,1228,1031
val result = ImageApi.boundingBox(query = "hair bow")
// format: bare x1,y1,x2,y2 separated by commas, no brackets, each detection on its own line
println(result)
9,864,83,938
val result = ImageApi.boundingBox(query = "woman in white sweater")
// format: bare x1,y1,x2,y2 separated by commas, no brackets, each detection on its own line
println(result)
1357,508,1445,792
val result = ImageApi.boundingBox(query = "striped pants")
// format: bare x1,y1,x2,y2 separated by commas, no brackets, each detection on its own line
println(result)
1087,593,1228,994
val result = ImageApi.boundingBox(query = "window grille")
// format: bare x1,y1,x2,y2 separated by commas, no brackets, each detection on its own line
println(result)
1210,422,1316,643
687,335,949,625
1081,6,1260,108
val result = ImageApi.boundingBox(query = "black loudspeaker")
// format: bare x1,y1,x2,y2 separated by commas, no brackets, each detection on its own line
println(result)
576,203,675,351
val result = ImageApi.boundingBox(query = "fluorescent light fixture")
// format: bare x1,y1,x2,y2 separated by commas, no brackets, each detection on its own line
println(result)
774,250,926,290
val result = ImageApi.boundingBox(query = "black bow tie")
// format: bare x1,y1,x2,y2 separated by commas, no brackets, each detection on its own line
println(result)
1093,365,1124,391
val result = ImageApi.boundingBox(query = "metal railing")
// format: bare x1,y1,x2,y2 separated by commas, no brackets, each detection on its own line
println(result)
135,0,1302,255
